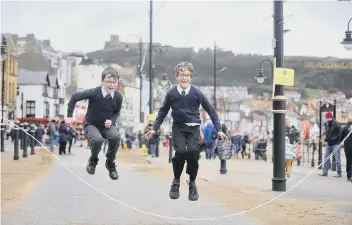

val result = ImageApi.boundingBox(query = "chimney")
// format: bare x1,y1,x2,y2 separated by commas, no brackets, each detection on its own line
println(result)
26,33,35,39
43,39,51,46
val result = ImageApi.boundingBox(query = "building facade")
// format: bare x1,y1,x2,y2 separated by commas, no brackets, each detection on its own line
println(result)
17,71,59,121
0,34,19,121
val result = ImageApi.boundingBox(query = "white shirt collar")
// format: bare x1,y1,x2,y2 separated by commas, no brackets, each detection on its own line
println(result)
101,86,114,98
177,84,191,95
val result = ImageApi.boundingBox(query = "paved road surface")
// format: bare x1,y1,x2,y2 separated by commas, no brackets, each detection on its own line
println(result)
149,148,352,208
2,146,259,225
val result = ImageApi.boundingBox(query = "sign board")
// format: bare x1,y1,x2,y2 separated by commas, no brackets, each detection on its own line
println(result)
274,68,295,86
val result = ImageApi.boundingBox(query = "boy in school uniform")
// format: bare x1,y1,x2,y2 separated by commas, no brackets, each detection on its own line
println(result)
66,67,123,180
146,62,227,201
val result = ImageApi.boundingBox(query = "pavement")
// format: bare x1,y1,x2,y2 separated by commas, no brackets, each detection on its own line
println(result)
1,142,259,225
2,139,351,225
145,147,352,207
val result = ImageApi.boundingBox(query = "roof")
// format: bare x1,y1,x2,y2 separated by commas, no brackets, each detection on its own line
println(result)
18,51,50,71
37,40,57,54
18,71,49,85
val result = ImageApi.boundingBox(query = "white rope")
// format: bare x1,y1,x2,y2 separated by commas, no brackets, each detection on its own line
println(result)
1,116,351,221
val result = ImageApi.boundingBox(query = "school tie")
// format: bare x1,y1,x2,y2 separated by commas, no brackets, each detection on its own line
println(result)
105,94,112,99
181,90,186,96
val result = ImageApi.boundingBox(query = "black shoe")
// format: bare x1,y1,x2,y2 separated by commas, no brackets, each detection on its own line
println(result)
347,177,351,182
105,160,119,180
86,158,98,175
169,179,180,200
187,180,199,201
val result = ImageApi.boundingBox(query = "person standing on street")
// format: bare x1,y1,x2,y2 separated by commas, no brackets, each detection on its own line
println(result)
319,112,342,177
341,116,352,182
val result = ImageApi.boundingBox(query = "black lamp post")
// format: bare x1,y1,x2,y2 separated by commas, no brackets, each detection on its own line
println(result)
124,35,144,123
341,18,352,51
253,1,287,192
148,0,169,115
1,35,7,152
213,42,227,108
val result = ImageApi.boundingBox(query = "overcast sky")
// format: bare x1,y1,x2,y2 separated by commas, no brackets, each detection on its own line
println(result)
1,0,351,58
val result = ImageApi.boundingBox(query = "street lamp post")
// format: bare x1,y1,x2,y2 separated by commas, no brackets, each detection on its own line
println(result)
213,42,228,175
271,0,287,192
341,18,352,51
149,0,153,115
1,35,7,152
124,35,144,123
213,42,227,108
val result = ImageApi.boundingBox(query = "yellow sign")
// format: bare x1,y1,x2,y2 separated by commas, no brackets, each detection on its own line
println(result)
274,68,295,86
147,114,156,122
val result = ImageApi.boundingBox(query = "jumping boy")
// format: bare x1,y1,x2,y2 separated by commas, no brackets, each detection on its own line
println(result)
146,62,227,201
66,67,123,180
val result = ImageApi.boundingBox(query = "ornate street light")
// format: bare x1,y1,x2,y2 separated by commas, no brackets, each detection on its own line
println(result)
341,18,352,51
254,59,274,84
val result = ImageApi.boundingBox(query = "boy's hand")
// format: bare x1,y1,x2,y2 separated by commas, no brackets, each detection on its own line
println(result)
217,131,228,141
200,131,204,142
105,120,112,128
145,130,156,140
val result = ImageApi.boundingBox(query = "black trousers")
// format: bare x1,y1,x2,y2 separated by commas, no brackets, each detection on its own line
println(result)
172,124,201,181
59,141,67,155
345,149,352,178
84,124,121,162
68,139,73,153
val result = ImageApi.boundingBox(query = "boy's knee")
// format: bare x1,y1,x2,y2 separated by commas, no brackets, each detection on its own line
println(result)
109,133,121,143
90,136,104,146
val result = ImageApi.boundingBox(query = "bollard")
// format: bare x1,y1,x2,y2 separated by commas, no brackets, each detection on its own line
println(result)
20,123,24,150
306,141,309,167
155,138,160,158
22,122,29,158
220,160,227,175
29,124,36,155
248,142,251,159
13,121,20,160
331,155,336,171
311,141,316,167
168,135,172,163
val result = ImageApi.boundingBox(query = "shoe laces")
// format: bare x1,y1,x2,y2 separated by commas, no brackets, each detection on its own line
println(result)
106,161,117,172
89,159,98,166
171,179,180,188
187,181,197,194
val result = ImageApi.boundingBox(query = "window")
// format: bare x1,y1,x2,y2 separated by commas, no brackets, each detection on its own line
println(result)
8,82,12,103
53,88,59,99
43,85,48,97
54,104,59,117
26,101,35,118
44,101,50,118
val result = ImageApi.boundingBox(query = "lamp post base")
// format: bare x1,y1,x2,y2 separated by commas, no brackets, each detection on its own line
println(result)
272,177,287,192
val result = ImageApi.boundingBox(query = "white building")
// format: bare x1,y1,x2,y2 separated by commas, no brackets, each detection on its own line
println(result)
117,78,141,134
67,59,142,131
17,71,60,120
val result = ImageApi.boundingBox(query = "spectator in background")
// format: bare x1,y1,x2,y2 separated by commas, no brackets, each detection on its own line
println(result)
319,112,342,177
340,116,352,182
